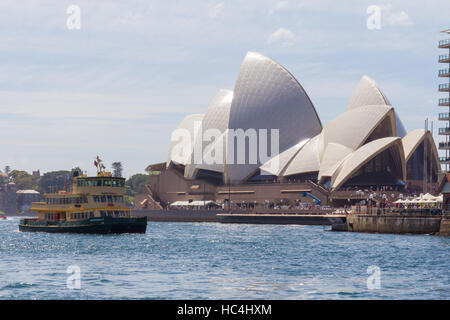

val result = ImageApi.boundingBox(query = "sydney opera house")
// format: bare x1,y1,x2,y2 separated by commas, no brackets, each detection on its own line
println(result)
141,52,440,208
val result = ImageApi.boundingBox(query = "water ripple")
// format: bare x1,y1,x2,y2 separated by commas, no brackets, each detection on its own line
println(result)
0,219,448,299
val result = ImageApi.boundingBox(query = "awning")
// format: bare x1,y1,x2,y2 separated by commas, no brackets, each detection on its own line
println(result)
169,200,216,207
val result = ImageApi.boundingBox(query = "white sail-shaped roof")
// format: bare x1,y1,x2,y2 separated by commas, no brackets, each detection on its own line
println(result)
184,90,232,179
402,129,440,167
200,89,233,134
282,135,321,176
331,137,405,190
166,114,204,167
347,76,390,110
225,52,322,184
260,139,310,176
318,143,353,182
347,76,407,137
184,131,227,179
318,105,395,160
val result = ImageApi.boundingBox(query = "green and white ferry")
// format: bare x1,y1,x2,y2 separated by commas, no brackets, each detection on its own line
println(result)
19,158,147,234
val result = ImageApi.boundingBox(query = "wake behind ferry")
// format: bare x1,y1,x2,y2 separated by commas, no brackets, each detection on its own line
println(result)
19,158,147,234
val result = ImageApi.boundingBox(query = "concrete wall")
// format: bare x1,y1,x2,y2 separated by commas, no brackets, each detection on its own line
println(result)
146,167,330,208
132,209,223,222
438,217,450,236
346,215,442,234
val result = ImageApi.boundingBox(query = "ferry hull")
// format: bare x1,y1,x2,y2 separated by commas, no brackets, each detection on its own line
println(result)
19,216,147,234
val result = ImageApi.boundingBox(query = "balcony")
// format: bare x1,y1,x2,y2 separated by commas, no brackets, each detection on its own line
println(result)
439,55,450,63
440,157,450,164
439,112,450,120
439,127,450,135
440,142,450,150
439,68,450,77
439,39,450,48
439,83,450,92
439,98,450,106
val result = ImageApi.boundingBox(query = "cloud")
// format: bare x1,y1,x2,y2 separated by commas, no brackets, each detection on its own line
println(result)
266,27,296,47
381,5,414,26
269,1,304,15
209,2,225,19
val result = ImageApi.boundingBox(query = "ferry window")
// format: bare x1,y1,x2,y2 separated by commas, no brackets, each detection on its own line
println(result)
107,195,113,203
101,195,106,203
100,211,106,217
93,196,99,203
86,180,93,187
112,180,118,187
104,180,111,187
119,180,125,187
107,211,113,217
83,196,88,203
77,180,83,187
120,211,124,217
119,196,123,203
113,196,118,202
89,212,94,218
114,211,119,217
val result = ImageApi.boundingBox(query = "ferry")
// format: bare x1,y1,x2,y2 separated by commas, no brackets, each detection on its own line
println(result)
19,158,147,234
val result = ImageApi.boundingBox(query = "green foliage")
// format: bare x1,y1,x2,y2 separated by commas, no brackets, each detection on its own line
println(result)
38,170,73,193
9,170,40,190
112,162,123,178
125,174,148,197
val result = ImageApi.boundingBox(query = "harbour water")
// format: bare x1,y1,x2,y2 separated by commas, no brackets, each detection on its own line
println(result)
0,217,448,300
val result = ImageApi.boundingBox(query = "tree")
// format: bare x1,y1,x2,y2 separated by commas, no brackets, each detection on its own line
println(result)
126,174,148,195
112,162,123,178
8,170,40,190
38,170,72,193
2,166,11,183
71,167,83,177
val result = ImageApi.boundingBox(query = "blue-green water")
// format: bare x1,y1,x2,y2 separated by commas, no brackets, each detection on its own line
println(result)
0,217,448,299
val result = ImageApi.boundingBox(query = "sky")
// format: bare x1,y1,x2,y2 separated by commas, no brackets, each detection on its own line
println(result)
0,0,449,178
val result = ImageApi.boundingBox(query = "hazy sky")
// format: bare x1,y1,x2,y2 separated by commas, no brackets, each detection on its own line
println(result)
0,0,449,177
